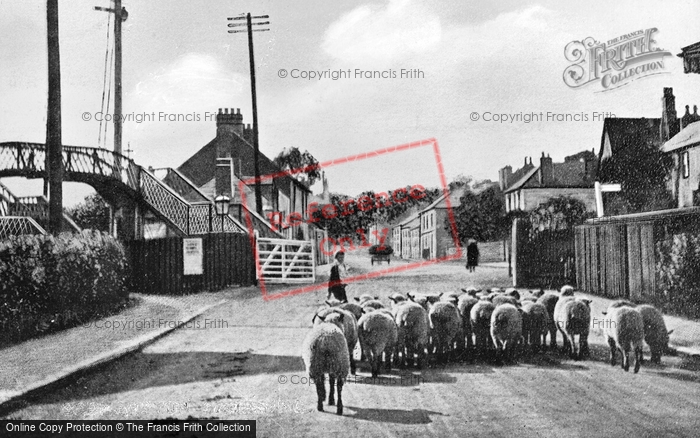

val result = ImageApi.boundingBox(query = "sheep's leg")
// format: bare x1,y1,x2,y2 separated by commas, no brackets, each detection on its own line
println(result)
315,375,325,412
607,337,616,366
336,378,344,415
350,353,356,376
328,375,336,405
568,333,578,360
549,324,557,350
371,351,379,378
579,335,589,359
634,345,642,373
622,346,630,372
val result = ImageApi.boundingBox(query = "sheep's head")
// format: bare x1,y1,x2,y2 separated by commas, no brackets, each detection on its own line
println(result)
388,293,406,304
560,285,575,297
461,286,481,297
578,298,592,308
505,288,521,300
322,311,345,331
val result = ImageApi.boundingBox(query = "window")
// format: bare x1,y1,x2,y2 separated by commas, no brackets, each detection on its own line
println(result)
682,150,690,179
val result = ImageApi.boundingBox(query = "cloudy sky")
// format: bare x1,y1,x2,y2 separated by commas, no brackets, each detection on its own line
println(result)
1,0,699,205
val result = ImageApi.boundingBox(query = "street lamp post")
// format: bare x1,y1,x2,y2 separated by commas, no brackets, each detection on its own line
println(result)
214,195,230,232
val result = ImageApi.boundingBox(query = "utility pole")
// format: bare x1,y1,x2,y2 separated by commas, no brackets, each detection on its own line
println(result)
46,0,63,235
228,13,269,216
95,1,128,157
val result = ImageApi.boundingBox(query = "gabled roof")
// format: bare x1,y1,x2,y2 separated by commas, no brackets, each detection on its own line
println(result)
422,186,466,211
504,167,539,193
663,121,700,153
599,117,661,160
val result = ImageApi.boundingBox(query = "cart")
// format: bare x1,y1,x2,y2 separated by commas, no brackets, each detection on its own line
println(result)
371,253,391,265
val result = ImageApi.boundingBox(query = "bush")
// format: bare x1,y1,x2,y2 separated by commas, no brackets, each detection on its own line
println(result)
656,233,700,318
368,244,393,256
0,230,129,344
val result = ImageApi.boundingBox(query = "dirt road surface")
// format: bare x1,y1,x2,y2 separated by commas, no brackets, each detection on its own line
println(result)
5,255,700,437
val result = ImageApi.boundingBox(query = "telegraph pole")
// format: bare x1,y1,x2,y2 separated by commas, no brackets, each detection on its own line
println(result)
228,13,269,216
46,0,63,235
95,0,128,157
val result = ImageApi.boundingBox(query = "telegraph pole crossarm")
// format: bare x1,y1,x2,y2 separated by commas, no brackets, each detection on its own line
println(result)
227,12,270,217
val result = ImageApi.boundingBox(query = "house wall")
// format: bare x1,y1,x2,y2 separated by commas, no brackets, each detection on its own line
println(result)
676,147,700,207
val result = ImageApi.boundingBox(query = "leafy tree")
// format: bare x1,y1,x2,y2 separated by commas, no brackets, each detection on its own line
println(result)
449,185,508,243
312,186,441,239
527,196,592,238
273,147,321,187
598,130,674,213
68,193,110,232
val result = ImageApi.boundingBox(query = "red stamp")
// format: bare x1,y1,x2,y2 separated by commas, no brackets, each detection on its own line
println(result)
239,138,462,301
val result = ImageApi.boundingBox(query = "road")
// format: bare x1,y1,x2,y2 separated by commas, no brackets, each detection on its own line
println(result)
5,255,700,437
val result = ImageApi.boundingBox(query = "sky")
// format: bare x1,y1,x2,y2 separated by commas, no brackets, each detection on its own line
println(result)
1,0,700,206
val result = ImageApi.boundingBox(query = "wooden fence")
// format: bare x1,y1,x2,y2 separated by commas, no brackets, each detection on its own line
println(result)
127,233,256,294
575,207,700,301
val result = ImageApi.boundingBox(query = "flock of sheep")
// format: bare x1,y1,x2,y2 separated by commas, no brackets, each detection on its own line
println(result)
301,285,673,415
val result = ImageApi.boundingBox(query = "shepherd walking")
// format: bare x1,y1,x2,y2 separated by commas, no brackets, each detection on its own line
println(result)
466,239,479,273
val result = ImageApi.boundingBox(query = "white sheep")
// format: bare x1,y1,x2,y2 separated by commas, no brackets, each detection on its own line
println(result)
521,301,549,353
536,292,559,350
470,299,496,358
313,307,359,375
428,301,462,363
358,309,398,377
638,304,673,364
490,303,523,363
560,285,575,297
301,311,350,415
603,305,644,373
457,294,480,354
392,300,429,369
553,296,591,360
326,300,363,322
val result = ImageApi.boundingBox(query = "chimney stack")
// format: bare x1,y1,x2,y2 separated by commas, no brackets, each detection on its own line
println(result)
539,152,553,186
216,107,245,137
499,165,513,191
661,88,679,141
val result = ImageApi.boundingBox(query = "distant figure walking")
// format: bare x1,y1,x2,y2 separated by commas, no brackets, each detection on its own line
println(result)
327,251,349,303
466,239,479,273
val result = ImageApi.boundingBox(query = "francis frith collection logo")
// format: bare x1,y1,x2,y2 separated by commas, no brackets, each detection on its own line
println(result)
563,27,673,91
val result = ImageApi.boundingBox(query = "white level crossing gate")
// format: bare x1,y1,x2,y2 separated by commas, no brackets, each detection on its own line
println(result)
257,237,315,284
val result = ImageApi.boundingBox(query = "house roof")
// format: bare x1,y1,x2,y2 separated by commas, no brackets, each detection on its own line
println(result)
422,187,466,211
662,121,700,153
178,130,311,194
599,117,661,160
504,167,539,193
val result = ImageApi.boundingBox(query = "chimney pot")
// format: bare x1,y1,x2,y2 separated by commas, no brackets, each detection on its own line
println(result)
686,105,690,115
237,108,240,114
694,105,698,115
218,108,222,114
224,108,229,114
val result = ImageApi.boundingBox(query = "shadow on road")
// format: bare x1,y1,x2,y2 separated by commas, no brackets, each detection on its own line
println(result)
346,406,444,424
0,351,305,417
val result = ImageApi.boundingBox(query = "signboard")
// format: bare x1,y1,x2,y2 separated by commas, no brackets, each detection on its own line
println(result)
183,238,203,275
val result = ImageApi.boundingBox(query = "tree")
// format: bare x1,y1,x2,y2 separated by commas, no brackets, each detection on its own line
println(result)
273,147,321,187
598,130,675,213
449,185,508,243
68,193,110,232
527,196,592,238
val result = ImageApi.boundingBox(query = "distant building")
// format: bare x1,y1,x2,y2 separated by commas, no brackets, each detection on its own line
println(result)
500,151,598,213
678,41,700,74
178,108,312,239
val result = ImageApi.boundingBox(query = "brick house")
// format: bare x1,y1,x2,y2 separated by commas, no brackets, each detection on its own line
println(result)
500,151,598,214
662,110,700,208
178,108,312,239
597,87,700,211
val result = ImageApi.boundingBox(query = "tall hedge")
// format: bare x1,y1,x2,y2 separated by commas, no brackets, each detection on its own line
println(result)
0,230,129,343
656,232,700,318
